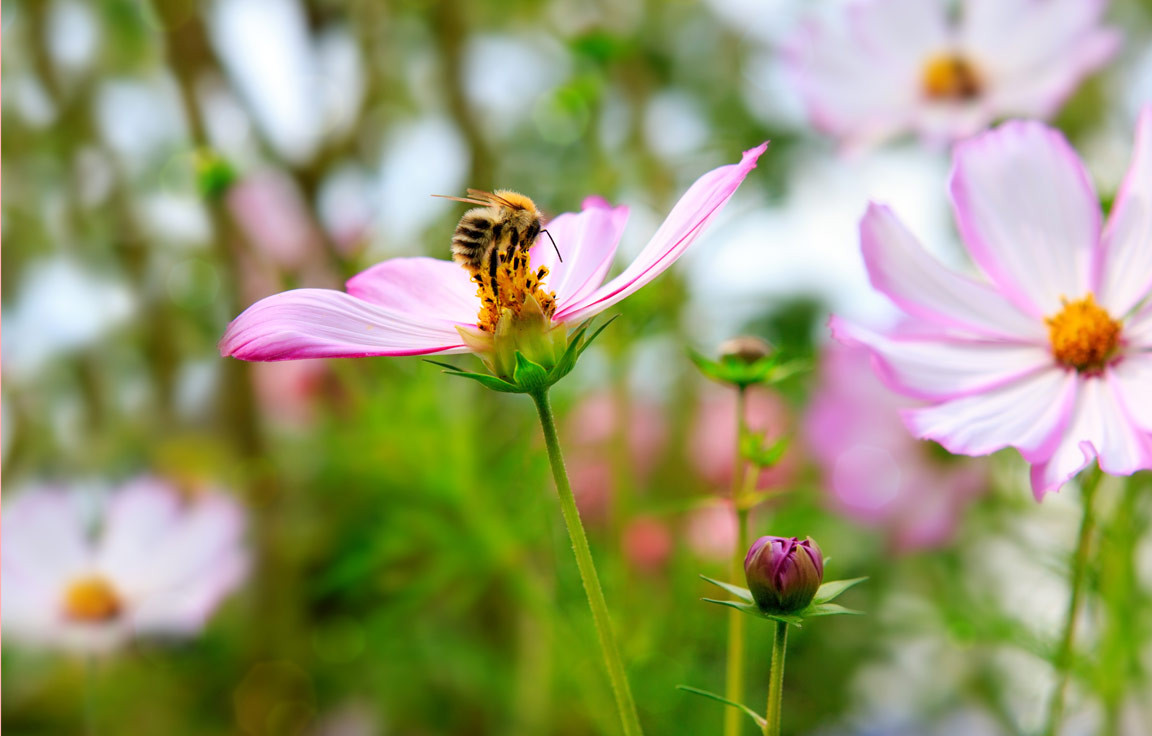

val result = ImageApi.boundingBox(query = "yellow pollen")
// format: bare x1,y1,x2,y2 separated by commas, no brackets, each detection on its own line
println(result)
922,54,982,101
471,249,557,332
1045,294,1122,372
63,575,123,622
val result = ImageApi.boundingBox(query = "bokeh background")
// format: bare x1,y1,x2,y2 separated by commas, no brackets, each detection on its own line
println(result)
4,1,1152,734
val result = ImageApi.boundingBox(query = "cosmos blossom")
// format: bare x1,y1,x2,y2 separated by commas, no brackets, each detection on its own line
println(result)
1,478,248,652
833,108,1152,499
804,341,986,549
784,0,1119,149
220,144,767,362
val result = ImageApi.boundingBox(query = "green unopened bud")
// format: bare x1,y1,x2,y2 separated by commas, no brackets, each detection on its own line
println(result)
744,536,824,614
718,336,773,364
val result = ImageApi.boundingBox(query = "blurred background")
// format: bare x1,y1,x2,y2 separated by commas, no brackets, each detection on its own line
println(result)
3,0,1152,734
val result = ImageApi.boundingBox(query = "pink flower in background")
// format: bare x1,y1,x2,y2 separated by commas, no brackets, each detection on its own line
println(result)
2,478,248,651
805,342,986,550
834,109,1152,499
253,358,335,429
690,385,799,492
685,502,739,562
220,144,767,361
785,0,1119,149
622,516,674,573
227,171,320,270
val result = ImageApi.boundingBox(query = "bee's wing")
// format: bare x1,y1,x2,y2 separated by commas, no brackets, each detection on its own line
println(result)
466,189,517,208
431,193,492,206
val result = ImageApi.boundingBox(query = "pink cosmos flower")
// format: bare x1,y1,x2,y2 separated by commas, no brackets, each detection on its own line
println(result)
1,478,248,651
804,341,986,550
833,109,1152,499
220,144,767,365
784,0,1119,149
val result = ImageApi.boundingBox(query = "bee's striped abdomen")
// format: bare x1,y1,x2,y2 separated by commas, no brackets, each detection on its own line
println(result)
451,209,497,271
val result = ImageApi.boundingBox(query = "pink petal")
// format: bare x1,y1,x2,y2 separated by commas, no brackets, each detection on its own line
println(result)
902,367,1076,460
831,316,1053,400
1109,356,1152,434
529,199,630,310
220,288,469,360
555,143,768,324
2,488,91,584
1098,107,1152,316
951,120,1101,317
345,257,479,325
1127,305,1152,349
860,203,1044,340
1030,377,1152,499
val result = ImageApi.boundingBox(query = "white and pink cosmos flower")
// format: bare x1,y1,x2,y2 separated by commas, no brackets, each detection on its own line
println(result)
1,478,248,652
784,0,1119,149
834,108,1152,499
220,144,767,363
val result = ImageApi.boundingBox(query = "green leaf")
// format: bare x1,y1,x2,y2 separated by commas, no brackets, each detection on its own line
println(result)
699,575,754,603
676,686,767,729
512,353,549,391
422,358,465,373
702,598,804,626
813,577,867,605
442,371,524,393
803,602,863,617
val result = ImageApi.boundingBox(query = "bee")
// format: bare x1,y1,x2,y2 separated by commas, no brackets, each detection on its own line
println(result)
433,189,561,283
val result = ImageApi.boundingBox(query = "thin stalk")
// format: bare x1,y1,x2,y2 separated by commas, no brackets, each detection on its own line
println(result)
763,620,789,736
725,386,750,736
1042,467,1103,736
530,389,644,736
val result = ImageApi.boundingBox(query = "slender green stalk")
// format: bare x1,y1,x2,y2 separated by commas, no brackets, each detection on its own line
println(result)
763,620,789,736
530,389,644,736
725,386,751,736
1042,467,1103,736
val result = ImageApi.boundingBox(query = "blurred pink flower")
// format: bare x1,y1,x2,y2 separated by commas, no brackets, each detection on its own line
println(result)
689,385,799,491
220,144,767,361
685,501,738,562
784,0,1119,149
833,109,1152,499
622,516,674,573
804,341,986,550
252,358,334,429
1,478,248,652
227,171,319,270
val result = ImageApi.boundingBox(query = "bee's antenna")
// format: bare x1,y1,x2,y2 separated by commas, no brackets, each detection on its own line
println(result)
541,229,562,263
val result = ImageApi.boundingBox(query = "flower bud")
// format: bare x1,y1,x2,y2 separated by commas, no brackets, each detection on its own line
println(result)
719,336,773,364
743,536,824,614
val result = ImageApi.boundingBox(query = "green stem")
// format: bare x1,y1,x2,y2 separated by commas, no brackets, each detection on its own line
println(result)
530,389,644,736
1042,467,1102,736
763,620,789,736
725,387,750,736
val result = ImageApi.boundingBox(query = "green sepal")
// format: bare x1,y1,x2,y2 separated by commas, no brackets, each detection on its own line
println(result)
439,369,523,393
813,577,867,605
689,350,809,389
676,685,767,729
804,602,863,617
740,432,790,468
700,576,867,625
513,352,550,392
702,598,805,627
699,575,754,604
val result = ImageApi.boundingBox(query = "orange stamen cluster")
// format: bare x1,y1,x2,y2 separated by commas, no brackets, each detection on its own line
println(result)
1046,294,1122,372
473,249,557,333
922,54,982,101
63,575,123,622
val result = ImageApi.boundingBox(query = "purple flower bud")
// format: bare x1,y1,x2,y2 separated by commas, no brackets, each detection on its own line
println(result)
743,536,824,614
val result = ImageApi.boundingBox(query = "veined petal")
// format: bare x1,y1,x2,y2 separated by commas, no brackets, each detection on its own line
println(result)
220,289,469,361
1030,377,1152,499
530,199,629,310
951,120,1101,317
554,143,767,323
1109,355,1152,434
1127,306,1152,349
1098,107,1152,316
831,316,1052,400
346,257,479,324
860,203,1044,340
902,367,1075,460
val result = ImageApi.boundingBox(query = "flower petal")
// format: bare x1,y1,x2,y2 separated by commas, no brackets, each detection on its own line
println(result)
1109,355,1152,434
1030,377,1152,499
831,316,1053,400
530,199,630,310
951,120,1101,317
902,367,1076,460
345,257,479,324
1098,107,1152,316
554,143,767,323
860,203,1044,340
220,289,470,360
2,488,90,584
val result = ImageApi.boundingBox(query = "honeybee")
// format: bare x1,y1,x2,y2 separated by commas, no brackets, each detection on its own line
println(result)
433,189,560,282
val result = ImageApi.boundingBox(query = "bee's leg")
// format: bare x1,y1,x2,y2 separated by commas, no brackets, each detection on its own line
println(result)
486,247,500,303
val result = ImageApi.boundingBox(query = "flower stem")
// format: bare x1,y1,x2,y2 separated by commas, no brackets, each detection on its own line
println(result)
529,389,644,736
725,386,750,736
763,620,789,736
1042,466,1102,736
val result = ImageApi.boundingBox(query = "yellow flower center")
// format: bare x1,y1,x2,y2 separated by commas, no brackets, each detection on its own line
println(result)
472,249,557,333
1046,294,1122,372
63,575,123,622
921,54,982,101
